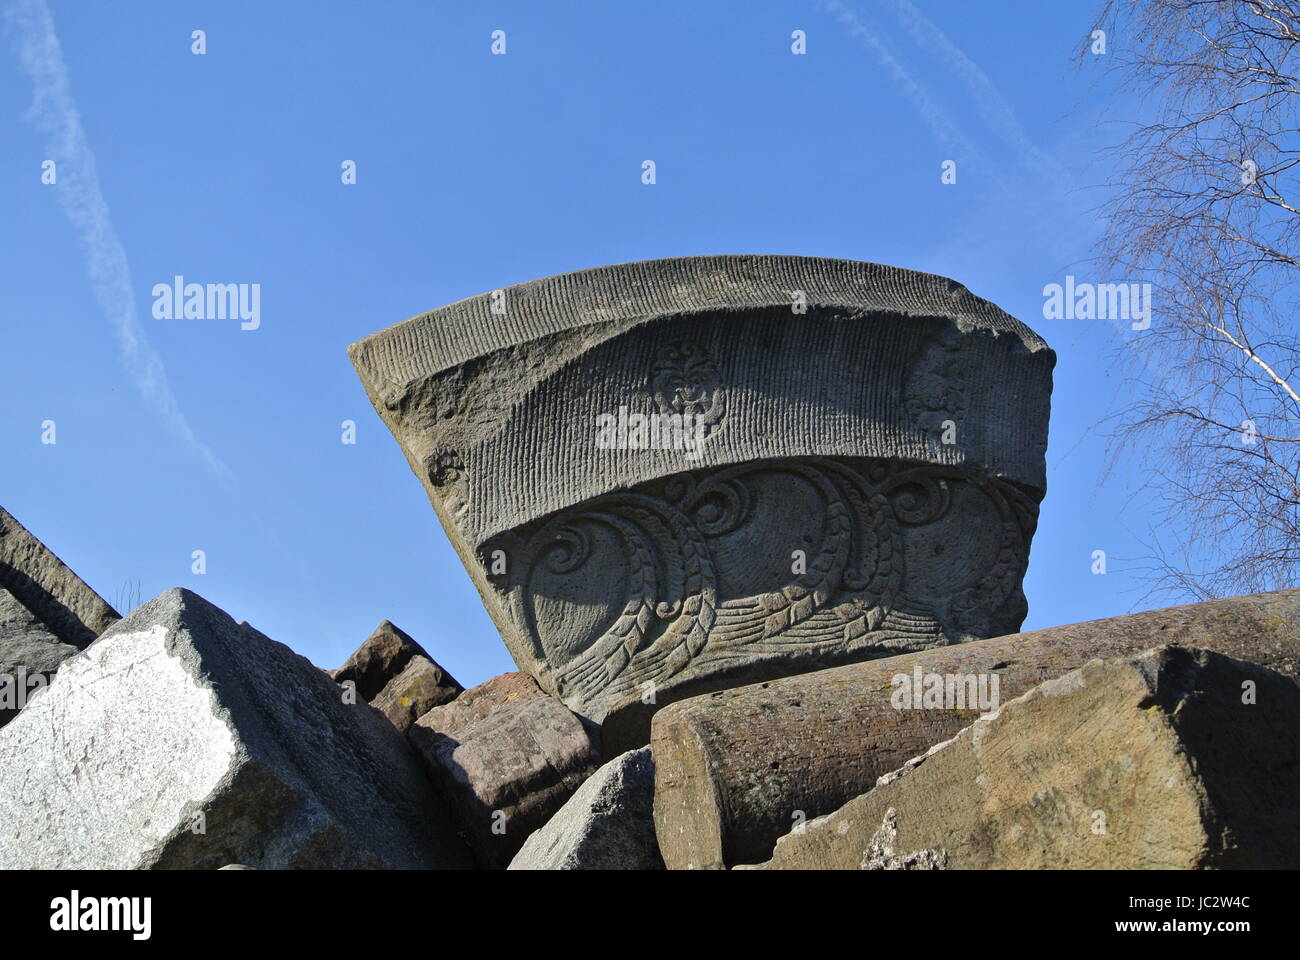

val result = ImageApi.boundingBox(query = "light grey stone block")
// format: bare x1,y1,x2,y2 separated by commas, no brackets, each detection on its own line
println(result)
0,588,471,869
350,256,1054,728
509,747,663,870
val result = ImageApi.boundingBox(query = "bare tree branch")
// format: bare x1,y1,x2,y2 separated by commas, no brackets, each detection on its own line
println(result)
1087,0,1300,601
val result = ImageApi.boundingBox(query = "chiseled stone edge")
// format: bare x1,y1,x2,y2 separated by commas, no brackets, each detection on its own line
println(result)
348,257,1056,549
349,255,1051,385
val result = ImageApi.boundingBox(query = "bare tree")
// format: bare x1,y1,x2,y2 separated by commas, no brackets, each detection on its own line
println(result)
1087,0,1300,599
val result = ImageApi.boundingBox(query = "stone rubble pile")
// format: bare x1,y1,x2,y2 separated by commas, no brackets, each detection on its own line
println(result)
4,564,1298,869
4,257,1299,870
650,589,1300,868
0,587,469,869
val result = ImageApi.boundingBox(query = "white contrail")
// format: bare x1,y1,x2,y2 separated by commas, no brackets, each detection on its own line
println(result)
821,0,980,167
5,0,232,487
879,0,1071,184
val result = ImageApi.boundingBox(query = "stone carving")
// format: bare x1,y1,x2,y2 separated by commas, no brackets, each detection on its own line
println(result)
426,449,470,519
902,322,968,451
650,340,726,440
481,456,1038,722
349,255,1054,727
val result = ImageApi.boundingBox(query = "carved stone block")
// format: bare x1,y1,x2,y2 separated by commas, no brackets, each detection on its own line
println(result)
350,256,1054,726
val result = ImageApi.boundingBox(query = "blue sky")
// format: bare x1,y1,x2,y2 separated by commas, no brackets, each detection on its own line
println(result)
1,1,1154,685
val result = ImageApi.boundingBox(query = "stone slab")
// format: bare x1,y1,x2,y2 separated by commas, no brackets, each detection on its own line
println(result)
0,503,118,647
409,672,601,868
509,747,663,870
651,588,1300,868
0,588,471,869
749,646,1300,869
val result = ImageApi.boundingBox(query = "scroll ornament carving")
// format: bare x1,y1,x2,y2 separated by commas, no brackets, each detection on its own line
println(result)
482,456,1039,715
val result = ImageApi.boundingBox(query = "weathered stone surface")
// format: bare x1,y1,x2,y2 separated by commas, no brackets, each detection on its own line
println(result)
652,588,1300,868
372,655,463,734
508,747,663,870
350,256,1055,727
0,588,471,869
0,588,71,670
0,506,119,728
409,672,601,868
332,619,452,699
749,646,1300,869
331,620,462,733
0,587,79,728
417,670,544,727
0,504,118,647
